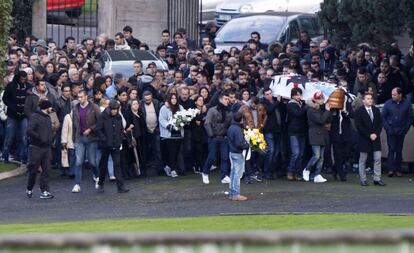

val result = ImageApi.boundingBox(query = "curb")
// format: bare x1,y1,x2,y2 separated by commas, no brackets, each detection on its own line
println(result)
0,163,26,181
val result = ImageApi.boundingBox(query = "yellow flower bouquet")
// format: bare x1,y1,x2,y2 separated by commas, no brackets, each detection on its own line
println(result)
244,128,267,153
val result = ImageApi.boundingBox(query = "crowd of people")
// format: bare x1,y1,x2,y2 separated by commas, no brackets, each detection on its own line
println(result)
3,22,414,200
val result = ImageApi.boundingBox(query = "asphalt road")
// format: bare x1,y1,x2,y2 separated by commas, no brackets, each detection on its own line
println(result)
0,169,413,224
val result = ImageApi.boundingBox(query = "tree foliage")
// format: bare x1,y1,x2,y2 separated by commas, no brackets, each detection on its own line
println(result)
0,0,13,87
318,0,412,50
10,0,35,44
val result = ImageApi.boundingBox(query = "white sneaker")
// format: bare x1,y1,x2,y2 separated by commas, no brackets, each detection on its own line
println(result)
95,179,100,189
170,170,178,178
202,173,210,184
221,176,231,184
72,184,81,193
303,169,310,182
314,175,327,183
164,166,172,176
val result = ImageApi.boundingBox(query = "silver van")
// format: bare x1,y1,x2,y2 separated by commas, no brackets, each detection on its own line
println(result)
214,12,323,52
101,50,168,78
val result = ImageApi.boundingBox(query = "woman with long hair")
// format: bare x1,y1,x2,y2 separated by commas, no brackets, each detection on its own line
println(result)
158,93,184,177
191,95,208,173
199,87,210,104
45,61,56,77
239,88,251,106
128,86,140,102
126,99,148,176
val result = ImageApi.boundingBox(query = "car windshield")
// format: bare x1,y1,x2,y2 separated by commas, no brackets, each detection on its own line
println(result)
216,16,286,44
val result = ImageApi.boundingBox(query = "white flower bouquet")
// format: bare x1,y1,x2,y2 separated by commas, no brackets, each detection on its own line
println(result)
170,108,199,131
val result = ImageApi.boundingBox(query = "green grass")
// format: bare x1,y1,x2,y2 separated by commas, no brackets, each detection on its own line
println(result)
1,214,414,234
0,162,18,173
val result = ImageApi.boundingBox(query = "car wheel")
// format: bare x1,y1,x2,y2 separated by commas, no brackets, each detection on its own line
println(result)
66,7,82,18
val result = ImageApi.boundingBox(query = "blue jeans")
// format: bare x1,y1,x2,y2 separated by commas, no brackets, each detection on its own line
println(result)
387,133,405,172
202,137,230,179
68,149,76,176
305,145,325,177
74,136,98,185
263,132,281,178
229,152,245,197
2,118,28,163
288,135,306,174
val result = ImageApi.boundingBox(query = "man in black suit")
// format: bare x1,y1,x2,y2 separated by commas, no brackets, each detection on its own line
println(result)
354,93,385,186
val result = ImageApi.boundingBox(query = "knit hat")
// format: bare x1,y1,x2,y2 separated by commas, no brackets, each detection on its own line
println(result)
109,100,120,110
313,91,324,100
39,100,52,110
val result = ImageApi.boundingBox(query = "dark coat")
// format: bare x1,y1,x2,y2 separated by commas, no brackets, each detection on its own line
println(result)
191,111,208,143
126,36,141,49
381,98,413,136
96,108,124,149
306,99,332,146
27,110,53,147
128,110,148,168
227,121,249,154
3,75,29,120
354,105,382,152
139,99,161,132
24,88,55,118
54,96,72,124
204,104,232,138
286,100,307,136
330,99,354,142
260,98,281,134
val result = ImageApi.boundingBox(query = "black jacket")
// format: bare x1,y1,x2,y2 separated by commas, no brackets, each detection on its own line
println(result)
27,110,53,147
191,111,208,143
96,108,124,149
306,99,332,146
139,99,161,132
354,106,382,152
126,36,141,49
54,96,72,124
24,87,55,118
330,99,354,142
227,121,249,154
3,75,29,120
260,98,281,134
204,103,232,138
286,100,307,136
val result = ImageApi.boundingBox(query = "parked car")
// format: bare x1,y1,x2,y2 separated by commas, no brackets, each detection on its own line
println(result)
47,0,85,18
100,50,168,78
201,0,225,26
215,0,322,26
214,12,323,52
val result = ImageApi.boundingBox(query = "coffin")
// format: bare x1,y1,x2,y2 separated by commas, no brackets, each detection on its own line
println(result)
328,88,345,110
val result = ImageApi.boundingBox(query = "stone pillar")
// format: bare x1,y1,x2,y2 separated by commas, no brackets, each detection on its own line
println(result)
32,0,47,39
97,0,168,50
97,0,115,37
